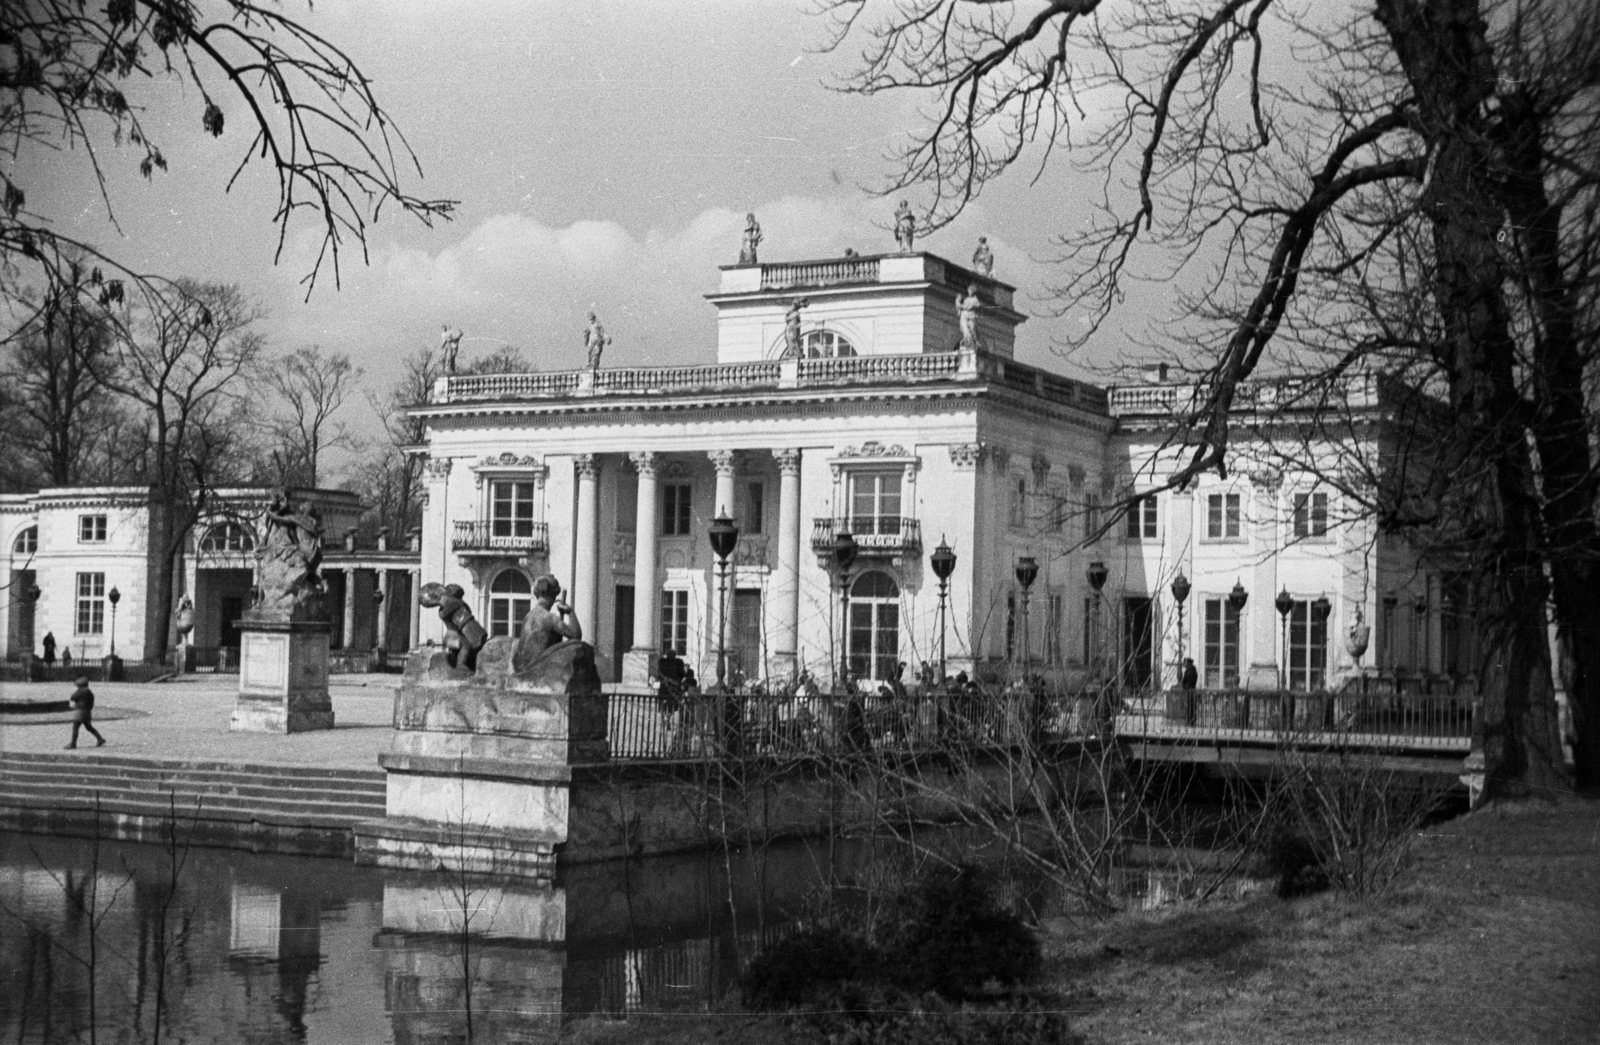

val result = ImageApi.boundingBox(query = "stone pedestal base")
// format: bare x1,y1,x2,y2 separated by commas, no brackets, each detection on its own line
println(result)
1245,662,1280,690
230,620,334,733
622,648,657,687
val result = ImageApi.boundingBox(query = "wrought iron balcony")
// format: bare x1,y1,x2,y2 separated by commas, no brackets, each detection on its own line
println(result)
452,520,549,555
810,516,923,558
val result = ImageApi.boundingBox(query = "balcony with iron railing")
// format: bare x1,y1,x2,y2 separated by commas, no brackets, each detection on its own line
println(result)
451,519,550,555
809,515,923,557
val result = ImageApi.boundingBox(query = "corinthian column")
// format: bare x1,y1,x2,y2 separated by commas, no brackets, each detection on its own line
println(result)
573,454,600,639
625,451,660,685
771,448,802,680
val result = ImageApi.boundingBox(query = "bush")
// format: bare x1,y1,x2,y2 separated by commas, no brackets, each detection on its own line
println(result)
739,925,875,1011
810,991,1079,1045
878,866,1041,999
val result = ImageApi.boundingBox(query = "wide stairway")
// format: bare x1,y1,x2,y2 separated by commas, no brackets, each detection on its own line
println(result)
0,752,387,857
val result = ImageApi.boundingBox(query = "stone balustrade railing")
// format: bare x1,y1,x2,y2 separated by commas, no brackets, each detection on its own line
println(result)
1107,372,1382,416
760,257,881,290
435,350,1107,414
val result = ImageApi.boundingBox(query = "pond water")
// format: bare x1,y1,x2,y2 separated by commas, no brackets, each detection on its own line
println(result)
0,831,866,1045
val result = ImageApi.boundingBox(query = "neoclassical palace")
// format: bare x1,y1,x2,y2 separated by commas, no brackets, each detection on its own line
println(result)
409,246,1463,693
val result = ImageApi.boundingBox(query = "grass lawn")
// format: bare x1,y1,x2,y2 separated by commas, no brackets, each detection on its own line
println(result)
562,795,1600,1045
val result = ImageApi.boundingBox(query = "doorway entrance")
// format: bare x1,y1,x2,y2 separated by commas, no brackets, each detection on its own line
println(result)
1122,596,1156,691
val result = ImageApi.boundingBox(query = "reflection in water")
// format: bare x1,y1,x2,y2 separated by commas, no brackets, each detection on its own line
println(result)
0,831,834,1044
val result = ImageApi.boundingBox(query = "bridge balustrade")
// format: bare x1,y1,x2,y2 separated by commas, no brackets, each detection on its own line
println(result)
1118,687,1476,751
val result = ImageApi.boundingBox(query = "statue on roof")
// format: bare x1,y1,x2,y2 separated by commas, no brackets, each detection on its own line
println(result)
782,297,809,359
739,213,762,265
584,310,612,369
958,284,983,350
972,236,994,276
441,324,463,374
893,200,916,252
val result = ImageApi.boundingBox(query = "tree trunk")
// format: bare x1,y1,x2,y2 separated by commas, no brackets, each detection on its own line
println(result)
1376,0,1572,795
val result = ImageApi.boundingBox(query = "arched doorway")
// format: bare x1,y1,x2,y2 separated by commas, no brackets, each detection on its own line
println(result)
848,571,900,682
489,569,532,637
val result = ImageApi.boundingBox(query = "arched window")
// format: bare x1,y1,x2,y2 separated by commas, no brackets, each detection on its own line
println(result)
199,520,255,552
12,526,37,556
802,329,856,359
489,570,532,638
848,571,900,682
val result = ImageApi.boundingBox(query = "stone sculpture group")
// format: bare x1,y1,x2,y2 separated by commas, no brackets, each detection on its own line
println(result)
417,572,590,690
251,487,327,622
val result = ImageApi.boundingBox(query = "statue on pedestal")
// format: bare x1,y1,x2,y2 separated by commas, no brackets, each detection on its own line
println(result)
893,200,916,252
739,213,762,264
781,297,809,360
420,581,488,673
513,574,583,674
958,284,983,349
972,236,994,276
252,488,326,621
584,311,611,369
441,324,463,374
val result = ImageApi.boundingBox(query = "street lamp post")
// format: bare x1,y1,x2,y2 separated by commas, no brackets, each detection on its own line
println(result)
831,530,858,692
1087,560,1108,679
1275,587,1294,691
1413,591,1429,676
1014,556,1039,675
1227,580,1249,689
708,515,740,691
1170,570,1191,684
930,539,957,683
1311,594,1332,689
108,586,121,658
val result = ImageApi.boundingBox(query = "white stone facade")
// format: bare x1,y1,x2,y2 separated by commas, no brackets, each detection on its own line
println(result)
410,249,1452,692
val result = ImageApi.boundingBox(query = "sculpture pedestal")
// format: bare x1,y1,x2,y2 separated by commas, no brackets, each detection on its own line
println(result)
355,639,607,878
230,619,334,733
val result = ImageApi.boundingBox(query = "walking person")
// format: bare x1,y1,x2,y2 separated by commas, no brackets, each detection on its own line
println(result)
42,631,57,668
65,676,105,749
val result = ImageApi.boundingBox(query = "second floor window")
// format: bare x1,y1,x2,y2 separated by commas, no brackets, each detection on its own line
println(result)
1125,495,1158,540
662,482,692,535
76,572,105,635
741,481,765,535
847,472,901,533
1293,491,1329,538
1207,493,1242,539
491,481,538,538
79,514,107,543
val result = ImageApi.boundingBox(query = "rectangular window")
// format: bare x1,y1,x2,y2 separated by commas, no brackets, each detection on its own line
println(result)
1203,597,1241,687
847,472,902,535
1288,600,1328,690
660,589,689,655
1293,491,1329,538
1046,594,1064,666
79,514,107,543
1206,493,1241,539
76,572,105,635
490,481,537,538
662,483,692,536
742,481,765,535
1125,495,1158,540
615,474,637,533
1085,494,1101,543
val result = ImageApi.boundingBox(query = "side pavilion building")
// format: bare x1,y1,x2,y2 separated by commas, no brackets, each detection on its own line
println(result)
409,248,1461,693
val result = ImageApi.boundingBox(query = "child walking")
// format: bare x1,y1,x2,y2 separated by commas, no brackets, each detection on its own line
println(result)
66,676,105,749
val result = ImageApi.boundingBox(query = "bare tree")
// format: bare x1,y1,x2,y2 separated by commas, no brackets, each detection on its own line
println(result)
0,0,455,338
353,345,442,538
262,345,361,488
109,281,263,658
822,0,1600,795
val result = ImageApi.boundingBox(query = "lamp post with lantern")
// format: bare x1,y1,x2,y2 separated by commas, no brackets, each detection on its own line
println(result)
1275,587,1294,691
930,538,957,683
1014,556,1039,674
708,514,740,691
1087,560,1108,679
1170,570,1191,684
107,585,122,681
831,529,858,692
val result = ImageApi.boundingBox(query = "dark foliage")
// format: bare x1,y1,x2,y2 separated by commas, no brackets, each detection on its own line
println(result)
1266,830,1330,899
738,926,872,1011
877,866,1040,999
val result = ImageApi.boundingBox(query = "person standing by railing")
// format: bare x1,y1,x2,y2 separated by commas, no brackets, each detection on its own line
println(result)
1181,657,1198,726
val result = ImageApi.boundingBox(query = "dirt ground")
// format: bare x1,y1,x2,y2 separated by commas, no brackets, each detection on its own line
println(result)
562,794,1600,1045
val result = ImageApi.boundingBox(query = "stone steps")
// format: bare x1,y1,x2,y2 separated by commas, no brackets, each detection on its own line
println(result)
0,752,387,833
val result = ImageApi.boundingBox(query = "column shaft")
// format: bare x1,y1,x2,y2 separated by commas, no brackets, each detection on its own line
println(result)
626,452,660,684
376,570,390,650
342,569,357,650
574,455,600,639
408,570,422,649
772,449,802,678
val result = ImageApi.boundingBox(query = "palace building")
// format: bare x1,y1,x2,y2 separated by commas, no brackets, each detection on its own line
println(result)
407,246,1465,693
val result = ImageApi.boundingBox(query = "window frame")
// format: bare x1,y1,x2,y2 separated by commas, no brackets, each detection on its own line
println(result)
1292,490,1330,539
847,571,901,681
490,480,539,539
78,514,108,544
75,571,106,635
1124,494,1159,541
1205,492,1243,541
1202,596,1241,687
488,569,532,638
661,482,693,536
1287,599,1329,690
845,470,903,535
12,526,38,556
660,588,690,655
742,480,765,535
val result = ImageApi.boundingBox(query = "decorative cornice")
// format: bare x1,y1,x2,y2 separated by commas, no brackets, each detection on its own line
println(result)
424,457,453,480
838,440,909,459
476,452,541,470
948,443,985,470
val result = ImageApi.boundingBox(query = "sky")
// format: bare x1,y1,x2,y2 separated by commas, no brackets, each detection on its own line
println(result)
24,0,1170,409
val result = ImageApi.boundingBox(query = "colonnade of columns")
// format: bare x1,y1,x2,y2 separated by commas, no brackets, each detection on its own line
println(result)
567,448,804,686
326,566,422,652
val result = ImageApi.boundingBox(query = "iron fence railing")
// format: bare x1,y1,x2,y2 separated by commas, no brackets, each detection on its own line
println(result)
606,688,1103,761
451,520,550,554
1117,687,1475,749
809,516,923,556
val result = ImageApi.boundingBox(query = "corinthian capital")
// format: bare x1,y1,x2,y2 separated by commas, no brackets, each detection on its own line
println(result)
575,453,599,480
628,451,659,478
773,448,802,475
707,449,738,476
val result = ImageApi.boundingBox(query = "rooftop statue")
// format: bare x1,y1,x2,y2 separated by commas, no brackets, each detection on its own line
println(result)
420,581,488,673
584,310,612,369
972,236,994,276
440,324,463,375
781,297,809,360
958,283,983,350
893,200,916,252
739,212,762,264
253,488,326,621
